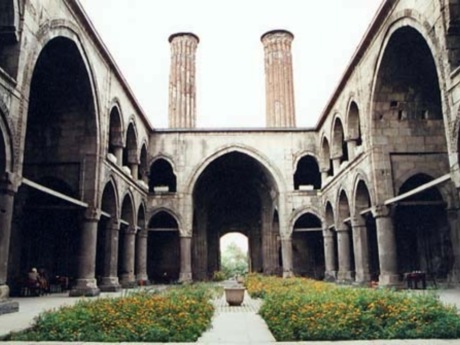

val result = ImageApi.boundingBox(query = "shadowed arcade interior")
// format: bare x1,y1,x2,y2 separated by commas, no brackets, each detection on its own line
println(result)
192,151,280,280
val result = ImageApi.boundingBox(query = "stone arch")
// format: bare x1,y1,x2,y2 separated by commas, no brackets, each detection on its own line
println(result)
346,100,362,146
394,172,453,280
0,104,14,174
293,153,321,190
147,209,181,283
352,177,373,215
351,172,375,214
331,115,348,164
19,25,101,205
292,210,325,279
370,15,449,138
96,179,119,287
394,168,454,208
320,136,332,176
289,205,324,230
325,201,335,228
149,157,177,193
123,121,139,167
149,207,183,231
337,189,351,224
186,144,284,195
120,192,135,226
138,141,148,182
108,102,124,159
191,146,282,278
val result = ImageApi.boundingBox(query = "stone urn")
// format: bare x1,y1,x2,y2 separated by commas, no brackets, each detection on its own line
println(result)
224,286,245,306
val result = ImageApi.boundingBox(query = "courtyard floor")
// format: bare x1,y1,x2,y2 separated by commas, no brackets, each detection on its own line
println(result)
0,284,460,344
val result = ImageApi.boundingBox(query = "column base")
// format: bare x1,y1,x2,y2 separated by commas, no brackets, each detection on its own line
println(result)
448,269,460,285
120,274,136,288
282,271,294,278
136,274,149,286
179,272,192,283
378,273,400,287
69,279,100,297
99,277,122,292
337,270,354,283
354,272,371,285
324,270,337,282
0,300,19,315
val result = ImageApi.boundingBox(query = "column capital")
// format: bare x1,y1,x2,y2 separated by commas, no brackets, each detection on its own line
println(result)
373,205,391,218
137,229,148,238
447,208,460,219
0,172,20,194
336,226,349,233
125,226,137,235
84,206,101,221
350,216,366,228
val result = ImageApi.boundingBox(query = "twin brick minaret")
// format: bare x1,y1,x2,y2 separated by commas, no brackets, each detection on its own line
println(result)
168,32,199,128
167,30,296,129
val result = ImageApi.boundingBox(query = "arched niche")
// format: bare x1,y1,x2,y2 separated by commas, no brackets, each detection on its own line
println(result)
293,155,321,190
149,158,177,193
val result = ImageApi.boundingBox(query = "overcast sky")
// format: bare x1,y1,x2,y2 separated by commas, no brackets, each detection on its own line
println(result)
78,0,383,129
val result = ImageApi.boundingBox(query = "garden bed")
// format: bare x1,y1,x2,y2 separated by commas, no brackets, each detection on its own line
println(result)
7,284,220,342
246,274,460,341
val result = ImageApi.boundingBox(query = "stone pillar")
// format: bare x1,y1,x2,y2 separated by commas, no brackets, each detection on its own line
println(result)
281,236,293,277
70,208,101,297
336,226,353,282
0,173,18,314
261,29,296,128
135,229,148,285
179,236,192,282
374,206,399,286
351,217,371,284
322,226,336,281
130,164,139,180
346,139,357,160
120,226,137,288
332,157,341,174
113,146,123,165
320,168,329,187
168,32,199,129
447,208,460,283
99,220,121,292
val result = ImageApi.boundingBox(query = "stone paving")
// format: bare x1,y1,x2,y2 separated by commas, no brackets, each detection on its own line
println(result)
0,287,460,344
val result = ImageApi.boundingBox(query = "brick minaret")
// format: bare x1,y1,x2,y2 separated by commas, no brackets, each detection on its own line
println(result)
168,32,199,128
261,30,296,128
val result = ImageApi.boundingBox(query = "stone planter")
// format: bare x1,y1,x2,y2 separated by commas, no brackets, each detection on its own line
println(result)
224,286,245,306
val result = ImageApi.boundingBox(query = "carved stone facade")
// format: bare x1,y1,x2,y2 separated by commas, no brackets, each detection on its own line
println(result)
1,0,460,313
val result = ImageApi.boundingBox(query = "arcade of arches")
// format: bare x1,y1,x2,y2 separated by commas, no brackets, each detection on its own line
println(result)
1,0,460,313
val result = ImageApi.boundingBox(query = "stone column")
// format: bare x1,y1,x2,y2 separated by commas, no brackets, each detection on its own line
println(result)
351,217,371,284
135,229,148,285
332,157,341,174
447,208,460,283
179,236,192,282
336,226,353,282
0,173,18,313
281,236,293,277
99,220,121,292
374,206,399,286
113,146,123,165
320,168,329,187
261,29,296,128
346,139,358,160
168,32,199,129
130,164,139,180
70,208,101,296
322,226,336,281
120,226,137,288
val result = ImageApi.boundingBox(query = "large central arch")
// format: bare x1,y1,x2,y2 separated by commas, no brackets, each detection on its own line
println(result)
192,150,280,280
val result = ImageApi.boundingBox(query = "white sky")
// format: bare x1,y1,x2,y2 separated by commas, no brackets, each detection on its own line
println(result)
78,0,383,129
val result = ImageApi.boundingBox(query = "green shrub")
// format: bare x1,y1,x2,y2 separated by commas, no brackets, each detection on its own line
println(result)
8,284,217,342
247,274,460,341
